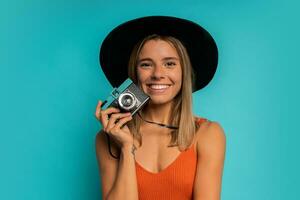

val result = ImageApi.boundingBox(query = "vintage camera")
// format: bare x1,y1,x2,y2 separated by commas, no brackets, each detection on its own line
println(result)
101,78,150,116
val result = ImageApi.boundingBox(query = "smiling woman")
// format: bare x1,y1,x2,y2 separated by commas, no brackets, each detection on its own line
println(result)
95,16,225,200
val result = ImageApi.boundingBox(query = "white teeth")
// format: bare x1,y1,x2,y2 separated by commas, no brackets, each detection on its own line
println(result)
149,84,170,89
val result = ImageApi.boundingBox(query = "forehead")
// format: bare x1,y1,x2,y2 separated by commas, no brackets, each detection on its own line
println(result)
138,39,179,59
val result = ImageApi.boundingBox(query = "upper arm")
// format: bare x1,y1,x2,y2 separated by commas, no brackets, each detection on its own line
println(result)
193,121,226,200
95,130,119,199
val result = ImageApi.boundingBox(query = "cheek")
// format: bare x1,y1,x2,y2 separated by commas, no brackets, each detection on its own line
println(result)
171,71,182,92
137,69,149,83
170,70,182,84
136,70,148,90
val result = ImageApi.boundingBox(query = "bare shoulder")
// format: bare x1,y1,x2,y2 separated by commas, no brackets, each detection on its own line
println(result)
195,120,226,156
196,120,226,140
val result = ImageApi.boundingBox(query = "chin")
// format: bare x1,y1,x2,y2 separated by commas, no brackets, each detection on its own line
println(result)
148,96,174,105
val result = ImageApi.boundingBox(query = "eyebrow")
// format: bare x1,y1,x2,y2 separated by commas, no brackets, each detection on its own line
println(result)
138,57,179,63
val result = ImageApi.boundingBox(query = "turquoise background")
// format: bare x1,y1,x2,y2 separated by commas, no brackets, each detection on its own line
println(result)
1,0,299,199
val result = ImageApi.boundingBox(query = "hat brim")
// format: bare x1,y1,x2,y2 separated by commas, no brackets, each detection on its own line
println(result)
99,15,218,92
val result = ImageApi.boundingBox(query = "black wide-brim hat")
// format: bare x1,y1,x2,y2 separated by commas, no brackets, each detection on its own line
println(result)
99,15,218,92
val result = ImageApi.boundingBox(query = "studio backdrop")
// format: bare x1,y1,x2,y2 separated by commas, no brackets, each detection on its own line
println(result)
0,0,299,199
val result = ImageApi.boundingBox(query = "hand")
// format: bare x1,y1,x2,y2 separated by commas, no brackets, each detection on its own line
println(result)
95,100,134,148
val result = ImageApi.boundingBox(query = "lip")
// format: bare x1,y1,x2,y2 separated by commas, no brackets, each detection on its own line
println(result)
146,83,172,86
146,84,172,94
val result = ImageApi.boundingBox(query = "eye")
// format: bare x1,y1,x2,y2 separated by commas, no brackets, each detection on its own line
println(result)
165,62,176,67
139,62,151,67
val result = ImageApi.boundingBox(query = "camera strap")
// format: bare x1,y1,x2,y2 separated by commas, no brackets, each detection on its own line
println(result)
137,112,179,130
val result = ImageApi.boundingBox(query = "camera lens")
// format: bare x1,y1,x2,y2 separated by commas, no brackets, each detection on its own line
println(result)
118,92,136,111
122,95,133,106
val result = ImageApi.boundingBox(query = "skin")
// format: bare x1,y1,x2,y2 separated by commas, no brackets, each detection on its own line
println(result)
95,39,226,200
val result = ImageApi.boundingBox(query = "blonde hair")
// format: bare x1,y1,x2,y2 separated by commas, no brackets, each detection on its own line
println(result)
127,34,198,151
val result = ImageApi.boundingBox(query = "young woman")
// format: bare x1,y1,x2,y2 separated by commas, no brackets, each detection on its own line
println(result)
95,16,226,200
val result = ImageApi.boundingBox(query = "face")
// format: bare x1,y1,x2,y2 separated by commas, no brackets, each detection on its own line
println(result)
136,39,182,105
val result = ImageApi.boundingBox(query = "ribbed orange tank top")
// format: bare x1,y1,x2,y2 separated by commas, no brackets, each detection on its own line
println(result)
135,117,207,200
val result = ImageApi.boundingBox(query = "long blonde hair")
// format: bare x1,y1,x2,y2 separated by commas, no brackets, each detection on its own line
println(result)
127,34,198,151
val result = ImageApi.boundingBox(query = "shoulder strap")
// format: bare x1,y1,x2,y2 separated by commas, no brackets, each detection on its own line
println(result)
195,117,208,126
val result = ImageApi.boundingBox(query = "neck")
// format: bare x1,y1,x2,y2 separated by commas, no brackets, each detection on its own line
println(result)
141,101,174,125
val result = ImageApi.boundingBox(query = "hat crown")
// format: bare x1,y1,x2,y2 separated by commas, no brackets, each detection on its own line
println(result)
100,15,218,92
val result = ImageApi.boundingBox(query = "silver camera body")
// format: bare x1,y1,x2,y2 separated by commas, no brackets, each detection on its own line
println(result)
101,78,150,116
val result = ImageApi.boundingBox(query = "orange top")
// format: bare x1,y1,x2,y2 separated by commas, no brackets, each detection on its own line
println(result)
135,117,208,200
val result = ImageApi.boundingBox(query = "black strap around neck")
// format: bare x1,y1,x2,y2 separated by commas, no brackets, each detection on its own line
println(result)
137,112,179,130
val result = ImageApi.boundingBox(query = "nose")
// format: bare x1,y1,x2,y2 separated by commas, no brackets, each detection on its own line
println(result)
151,65,165,80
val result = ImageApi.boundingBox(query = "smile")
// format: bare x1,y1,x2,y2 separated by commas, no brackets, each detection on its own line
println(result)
148,84,171,89
146,84,172,94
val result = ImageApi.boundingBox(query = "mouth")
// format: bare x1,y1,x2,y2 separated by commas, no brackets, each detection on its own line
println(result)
146,84,172,93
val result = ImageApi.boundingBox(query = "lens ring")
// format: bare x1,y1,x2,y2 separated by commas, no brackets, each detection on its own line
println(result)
118,92,136,111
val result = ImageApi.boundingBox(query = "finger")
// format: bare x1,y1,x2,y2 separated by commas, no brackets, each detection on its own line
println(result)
95,100,103,119
95,100,120,119
97,105,121,129
100,106,122,126
106,112,131,130
113,115,133,130
106,112,131,131
101,107,121,117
